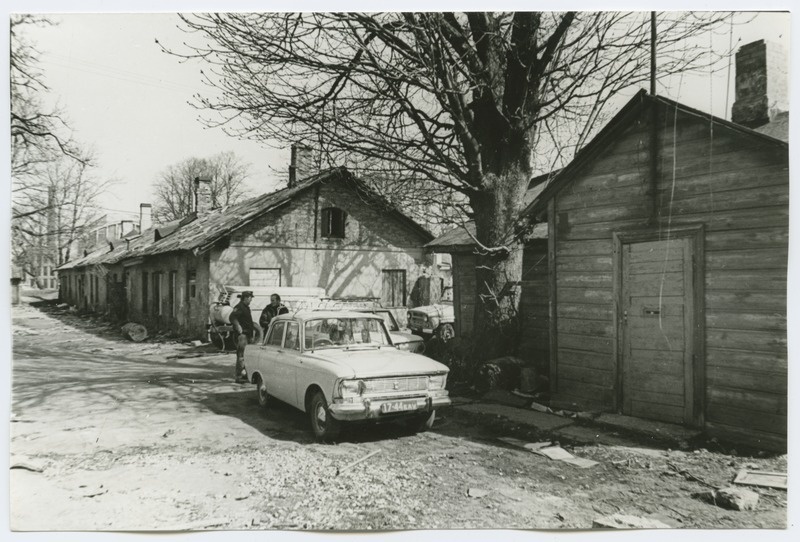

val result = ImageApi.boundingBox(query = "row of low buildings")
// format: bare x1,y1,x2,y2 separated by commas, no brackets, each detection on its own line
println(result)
57,151,449,334
58,40,788,451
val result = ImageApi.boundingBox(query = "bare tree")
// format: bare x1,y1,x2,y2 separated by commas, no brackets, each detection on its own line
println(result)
10,14,83,179
162,12,733,358
12,149,111,283
152,152,250,222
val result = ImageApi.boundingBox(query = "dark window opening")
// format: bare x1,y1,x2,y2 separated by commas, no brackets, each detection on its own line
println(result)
321,207,346,239
187,270,197,299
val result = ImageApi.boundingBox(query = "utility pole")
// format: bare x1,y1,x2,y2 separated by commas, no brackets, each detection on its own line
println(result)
650,12,657,95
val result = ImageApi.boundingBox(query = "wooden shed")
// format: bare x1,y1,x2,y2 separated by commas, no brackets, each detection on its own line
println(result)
524,87,788,450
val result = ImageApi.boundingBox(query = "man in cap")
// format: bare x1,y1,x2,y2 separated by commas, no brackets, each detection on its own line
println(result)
229,290,261,383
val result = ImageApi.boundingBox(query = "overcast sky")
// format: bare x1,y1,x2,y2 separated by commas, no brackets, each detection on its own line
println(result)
6,4,793,225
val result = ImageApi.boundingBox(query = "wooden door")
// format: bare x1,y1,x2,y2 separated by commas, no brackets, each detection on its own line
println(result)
621,238,694,424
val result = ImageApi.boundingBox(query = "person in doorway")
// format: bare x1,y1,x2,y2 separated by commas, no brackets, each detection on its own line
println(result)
230,291,261,383
259,293,289,332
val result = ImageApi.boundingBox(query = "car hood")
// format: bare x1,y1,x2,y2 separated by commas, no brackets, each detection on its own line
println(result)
305,348,448,378
408,304,454,318
389,331,424,345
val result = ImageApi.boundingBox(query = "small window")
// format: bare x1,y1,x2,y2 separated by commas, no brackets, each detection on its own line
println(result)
321,207,346,239
284,322,300,350
268,321,286,346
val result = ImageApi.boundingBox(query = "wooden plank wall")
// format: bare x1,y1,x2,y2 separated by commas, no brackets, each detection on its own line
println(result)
553,120,652,409
656,111,788,449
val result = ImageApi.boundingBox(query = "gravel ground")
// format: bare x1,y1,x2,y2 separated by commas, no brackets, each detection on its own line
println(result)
8,300,789,534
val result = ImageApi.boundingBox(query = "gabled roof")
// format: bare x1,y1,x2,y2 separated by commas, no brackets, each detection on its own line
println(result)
523,89,789,218
57,167,432,271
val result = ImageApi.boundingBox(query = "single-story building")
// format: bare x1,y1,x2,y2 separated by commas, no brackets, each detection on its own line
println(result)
524,40,788,450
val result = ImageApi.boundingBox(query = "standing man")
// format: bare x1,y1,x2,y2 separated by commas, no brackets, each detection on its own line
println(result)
229,290,261,383
260,293,289,333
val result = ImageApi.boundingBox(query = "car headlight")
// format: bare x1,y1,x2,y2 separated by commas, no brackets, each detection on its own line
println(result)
429,316,440,328
428,374,447,390
338,379,365,399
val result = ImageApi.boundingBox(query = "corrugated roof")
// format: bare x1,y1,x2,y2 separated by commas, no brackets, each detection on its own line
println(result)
58,167,432,271
427,221,547,251
425,179,553,250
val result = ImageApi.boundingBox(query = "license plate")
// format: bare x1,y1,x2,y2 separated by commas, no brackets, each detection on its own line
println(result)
380,400,419,413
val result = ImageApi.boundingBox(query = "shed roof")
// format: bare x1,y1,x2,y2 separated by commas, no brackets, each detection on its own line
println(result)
522,89,789,218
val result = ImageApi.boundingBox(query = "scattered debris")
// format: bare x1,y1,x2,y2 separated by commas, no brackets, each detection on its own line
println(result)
531,445,599,468
467,488,488,498
192,340,204,347
121,322,148,342
666,462,717,488
733,469,787,490
528,401,552,413
497,437,551,453
10,458,45,473
592,514,671,529
162,429,175,438
696,486,759,511
336,449,381,476
80,485,108,498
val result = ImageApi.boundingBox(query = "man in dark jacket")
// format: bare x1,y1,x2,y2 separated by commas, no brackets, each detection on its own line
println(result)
259,293,289,332
230,291,260,383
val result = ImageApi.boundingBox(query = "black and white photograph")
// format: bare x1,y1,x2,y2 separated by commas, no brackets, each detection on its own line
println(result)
4,0,793,537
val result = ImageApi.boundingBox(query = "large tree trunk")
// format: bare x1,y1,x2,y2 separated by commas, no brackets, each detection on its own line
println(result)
469,158,529,363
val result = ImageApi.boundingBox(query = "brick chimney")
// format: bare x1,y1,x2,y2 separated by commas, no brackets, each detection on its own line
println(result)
194,177,213,214
288,144,315,187
731,40,788,129
139,203,152,232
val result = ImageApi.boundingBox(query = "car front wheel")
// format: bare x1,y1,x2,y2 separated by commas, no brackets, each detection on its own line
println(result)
437,323,455,342
309,391,341,442
255,375,270,408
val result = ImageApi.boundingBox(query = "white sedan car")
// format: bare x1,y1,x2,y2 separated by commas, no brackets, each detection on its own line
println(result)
245,310,451,441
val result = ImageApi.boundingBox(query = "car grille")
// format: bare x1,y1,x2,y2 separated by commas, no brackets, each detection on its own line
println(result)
408,314,428,327
364,376,428,394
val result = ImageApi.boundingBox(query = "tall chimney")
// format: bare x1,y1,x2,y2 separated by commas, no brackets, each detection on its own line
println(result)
194,177,213,214
731,40,788,128
139,203,152,232
288,144,315,188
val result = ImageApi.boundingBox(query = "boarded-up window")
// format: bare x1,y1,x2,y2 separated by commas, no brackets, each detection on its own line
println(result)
249,268,281,287
169,271,177,318
152,272,162,316
321,207,346,239
382,269,406,307
142,272,149,313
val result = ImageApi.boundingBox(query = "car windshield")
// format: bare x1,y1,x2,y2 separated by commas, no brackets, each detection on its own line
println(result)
304,317,391,350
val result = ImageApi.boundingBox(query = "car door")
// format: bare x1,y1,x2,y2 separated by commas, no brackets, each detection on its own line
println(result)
261,321,290,404
281,321,302,408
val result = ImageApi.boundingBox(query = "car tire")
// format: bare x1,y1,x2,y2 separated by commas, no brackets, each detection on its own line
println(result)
437,323,455,342
255,375,270,408
309,390,341,442
407,410,436,433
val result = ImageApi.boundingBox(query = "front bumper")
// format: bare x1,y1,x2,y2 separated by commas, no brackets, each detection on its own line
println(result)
329,392,451,421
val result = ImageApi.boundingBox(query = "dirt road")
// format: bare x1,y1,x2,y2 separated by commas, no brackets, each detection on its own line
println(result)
9,301,787,531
